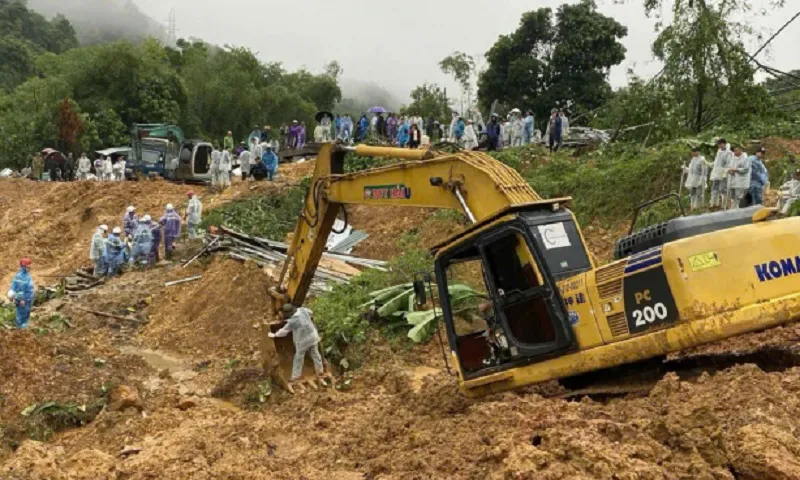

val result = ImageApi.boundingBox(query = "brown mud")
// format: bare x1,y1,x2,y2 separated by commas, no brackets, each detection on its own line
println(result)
2,159,800,479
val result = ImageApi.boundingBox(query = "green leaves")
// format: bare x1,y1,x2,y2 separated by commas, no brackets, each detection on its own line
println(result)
403,83,452,121
478,0,627,124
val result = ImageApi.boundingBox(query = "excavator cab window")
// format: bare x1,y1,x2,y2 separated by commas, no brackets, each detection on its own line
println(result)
438,222,575,379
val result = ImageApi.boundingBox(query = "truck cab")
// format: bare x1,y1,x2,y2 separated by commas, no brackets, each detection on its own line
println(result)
129,124,212,183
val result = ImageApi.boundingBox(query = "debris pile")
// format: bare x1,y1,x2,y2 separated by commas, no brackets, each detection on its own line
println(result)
199,226,386,293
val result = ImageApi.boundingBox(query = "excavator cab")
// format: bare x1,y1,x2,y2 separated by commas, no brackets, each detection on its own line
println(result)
435,207,584,385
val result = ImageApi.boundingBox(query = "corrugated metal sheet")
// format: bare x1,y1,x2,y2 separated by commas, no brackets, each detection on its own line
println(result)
329,230,369,254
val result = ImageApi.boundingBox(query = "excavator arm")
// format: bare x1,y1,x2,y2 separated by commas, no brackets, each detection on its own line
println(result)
271,143,542,308
260,143,554,388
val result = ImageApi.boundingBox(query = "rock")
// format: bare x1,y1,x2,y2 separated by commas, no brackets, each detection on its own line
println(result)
119,445,142,457
176,397,199,411
109,385,143,412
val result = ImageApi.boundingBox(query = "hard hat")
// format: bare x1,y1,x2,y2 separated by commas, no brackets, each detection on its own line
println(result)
112,227,122,234
20,257,32,267
511,108,521,114
187,191,195,197
127,206,135,213
99,224,109,232
166,204,174,210
143,215,152,222
281,304,297,317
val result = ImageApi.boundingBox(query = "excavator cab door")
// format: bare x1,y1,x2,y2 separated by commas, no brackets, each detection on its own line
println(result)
439,221,575,380
479,226,575,360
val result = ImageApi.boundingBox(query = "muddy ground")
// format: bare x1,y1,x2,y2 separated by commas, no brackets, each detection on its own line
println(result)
2,158,800,479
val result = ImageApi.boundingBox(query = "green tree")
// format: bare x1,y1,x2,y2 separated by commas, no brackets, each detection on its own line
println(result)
478,0,627,126
643,0,779,132
440,51,476,114
402,83,451,120
55,98,84,155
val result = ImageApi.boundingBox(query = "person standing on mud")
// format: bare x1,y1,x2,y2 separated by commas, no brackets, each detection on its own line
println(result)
7,258,35,329
31,153,44,180
123,206,139,240
103,227,126,277
185,192,203,239
268,304,330,392
159,204,182,261
147,216,162,264
129,218,154,268
89,224,108,277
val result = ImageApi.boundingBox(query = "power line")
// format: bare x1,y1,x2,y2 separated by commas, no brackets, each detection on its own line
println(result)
748,10,800,63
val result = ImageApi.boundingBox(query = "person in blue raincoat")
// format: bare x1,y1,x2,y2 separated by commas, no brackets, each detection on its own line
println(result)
160,205,182,261
454,117,466,144
147,216,162,264
358,114,369,141
104,227,126,277
486,114,501,151
129,216,154,267
749,147,770,206
397,119,410,148
262,145,279,181
7,258,35,328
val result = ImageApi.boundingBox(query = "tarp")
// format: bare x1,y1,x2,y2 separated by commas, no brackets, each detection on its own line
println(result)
95,147,131,157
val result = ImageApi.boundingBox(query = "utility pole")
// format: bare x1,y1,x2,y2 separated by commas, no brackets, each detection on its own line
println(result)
166,8,177,47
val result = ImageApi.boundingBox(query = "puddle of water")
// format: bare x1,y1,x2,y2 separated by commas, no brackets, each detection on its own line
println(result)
120,346,186,373
409,366,440,393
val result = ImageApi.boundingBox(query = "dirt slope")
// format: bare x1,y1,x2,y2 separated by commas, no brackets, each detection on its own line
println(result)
3,155,800,478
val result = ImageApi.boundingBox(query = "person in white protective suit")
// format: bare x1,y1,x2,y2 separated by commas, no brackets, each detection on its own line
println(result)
185,191,203,239
89,224,108,277
709,138,732,208
502,116,512,150
463,120,479,150
779,169,800,214
683,147,709,211
727,145,751,209
510,109,525,147
220,149,232,189
268,304,331,392
238,150,252,181
78,153,92,180
209,149,222,189
112,156,126,181
102,156,114,181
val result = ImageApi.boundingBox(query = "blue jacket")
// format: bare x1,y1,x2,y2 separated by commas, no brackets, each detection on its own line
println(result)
263,151,279,171
397,124,410,145
749,156,769,188
455,120,466,139
11,268,34,304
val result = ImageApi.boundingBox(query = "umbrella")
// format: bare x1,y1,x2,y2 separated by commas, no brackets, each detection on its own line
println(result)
41,148,58,155
368,106,387,114
315,111,334,123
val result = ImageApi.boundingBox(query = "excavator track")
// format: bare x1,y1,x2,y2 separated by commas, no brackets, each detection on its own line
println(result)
554,345,800,400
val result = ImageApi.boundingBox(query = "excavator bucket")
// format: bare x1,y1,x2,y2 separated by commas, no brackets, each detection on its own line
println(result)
260,317,331,394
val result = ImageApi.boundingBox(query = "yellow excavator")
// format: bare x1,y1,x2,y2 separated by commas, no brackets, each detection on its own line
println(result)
263,143,800,398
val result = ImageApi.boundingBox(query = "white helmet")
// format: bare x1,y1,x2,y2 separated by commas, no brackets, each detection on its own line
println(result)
112,227,122,234
166,204,174,211
99,224,109,232
142,215,152,222
127,206,135,213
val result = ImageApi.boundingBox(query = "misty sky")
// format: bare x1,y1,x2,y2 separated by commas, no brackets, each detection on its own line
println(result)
135,0,797,103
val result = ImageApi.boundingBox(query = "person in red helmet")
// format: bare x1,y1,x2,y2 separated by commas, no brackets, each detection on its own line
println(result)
7,258,35,328
185,191,203,239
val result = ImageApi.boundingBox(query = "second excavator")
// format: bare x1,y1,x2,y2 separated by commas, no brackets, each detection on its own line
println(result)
263,143,800,397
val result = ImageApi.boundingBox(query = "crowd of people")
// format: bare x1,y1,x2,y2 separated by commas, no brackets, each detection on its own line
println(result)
303,107,570,153
89,192,203,280
683,139,770,211
27,151,127,182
